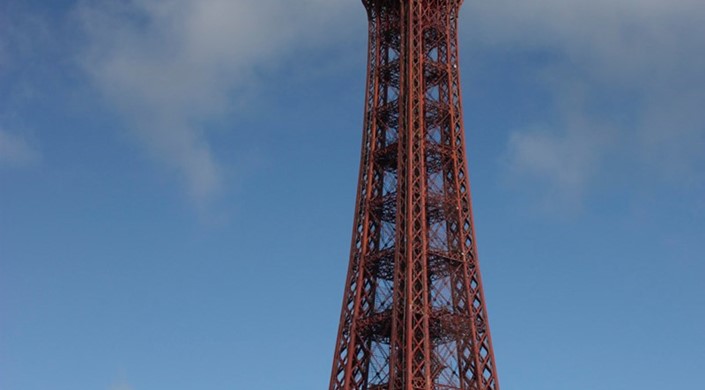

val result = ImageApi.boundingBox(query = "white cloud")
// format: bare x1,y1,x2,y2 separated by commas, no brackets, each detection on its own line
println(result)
504,84,613,210
506,125,606,211
0,129,40,167
461,0,705,204
76,0,356,208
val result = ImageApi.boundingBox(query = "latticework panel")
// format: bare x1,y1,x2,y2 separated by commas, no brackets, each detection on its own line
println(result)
330,1,499,389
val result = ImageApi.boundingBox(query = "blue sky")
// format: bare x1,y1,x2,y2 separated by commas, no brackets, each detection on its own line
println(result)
1,0,704,389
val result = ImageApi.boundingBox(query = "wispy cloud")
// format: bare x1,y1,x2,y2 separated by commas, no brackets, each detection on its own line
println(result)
0,129,40,167
462,0,705,207
75,0,355,209
504,84,613,211
506,131,596,209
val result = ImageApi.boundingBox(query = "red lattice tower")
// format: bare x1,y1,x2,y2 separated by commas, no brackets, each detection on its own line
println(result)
329,1,500,389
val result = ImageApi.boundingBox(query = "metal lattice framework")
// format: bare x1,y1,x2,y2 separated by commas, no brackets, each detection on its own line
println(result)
330,1,500,389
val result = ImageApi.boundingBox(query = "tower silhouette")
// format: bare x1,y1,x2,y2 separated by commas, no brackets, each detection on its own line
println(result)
329,1,500,389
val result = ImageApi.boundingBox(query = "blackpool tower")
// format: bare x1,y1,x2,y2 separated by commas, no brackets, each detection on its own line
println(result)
329,1,501,389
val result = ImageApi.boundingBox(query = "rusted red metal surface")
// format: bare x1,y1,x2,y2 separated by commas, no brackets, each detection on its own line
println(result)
329,1,500,389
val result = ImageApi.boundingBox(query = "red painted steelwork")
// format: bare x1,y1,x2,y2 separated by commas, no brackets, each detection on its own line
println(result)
329,1,500,389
